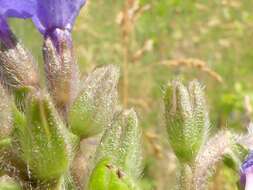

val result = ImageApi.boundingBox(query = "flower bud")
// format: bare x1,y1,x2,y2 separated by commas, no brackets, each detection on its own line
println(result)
68,65,119,139
95,109,142,180
116,109,142,179
0,38,39,95
13,92,72,181
88,159,139,190
193,131,235,190
164,80,209,163
43,29,79,115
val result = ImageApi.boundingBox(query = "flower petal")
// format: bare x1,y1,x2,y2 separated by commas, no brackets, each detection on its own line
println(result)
0,16,12,47
241,152,253,188
0,0,36,18
33,0,86,34
0,0,36,47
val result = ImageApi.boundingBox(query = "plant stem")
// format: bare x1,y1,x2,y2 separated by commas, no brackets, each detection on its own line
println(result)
179,164,192,190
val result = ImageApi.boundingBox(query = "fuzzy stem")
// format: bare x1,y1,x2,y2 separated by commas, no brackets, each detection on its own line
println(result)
179,164,192,190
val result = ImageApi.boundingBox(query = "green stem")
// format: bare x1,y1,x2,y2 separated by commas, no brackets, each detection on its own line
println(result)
179,164,192,190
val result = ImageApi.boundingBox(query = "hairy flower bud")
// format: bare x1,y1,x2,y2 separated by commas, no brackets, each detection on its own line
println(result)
68,65,119,139
13,92,72,181
0,38,39,96
116,109,142,179
164,80,209,163
88,159,139,190
95,109,142,181
43,29,79,115
193,131,236,190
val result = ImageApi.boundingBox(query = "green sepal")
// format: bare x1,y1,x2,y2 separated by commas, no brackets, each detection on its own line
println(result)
88,159,139,190
13,86,33,111
223,142,249,171
14,93,71,181
164,80,209,163
69,65,119,139
95,109,142,180
116,109,142,180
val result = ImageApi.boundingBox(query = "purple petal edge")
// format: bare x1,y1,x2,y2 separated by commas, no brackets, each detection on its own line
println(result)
240,152,253,188
33,0,86,35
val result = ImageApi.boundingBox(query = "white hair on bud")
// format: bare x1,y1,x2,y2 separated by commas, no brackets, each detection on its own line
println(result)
192,131,237,190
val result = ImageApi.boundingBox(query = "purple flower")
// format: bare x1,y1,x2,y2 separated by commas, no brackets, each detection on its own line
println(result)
32,0,86,36
33,0,86,112
0,0,36,47
0,0,86,48
240,152,253,190
30,0,86,53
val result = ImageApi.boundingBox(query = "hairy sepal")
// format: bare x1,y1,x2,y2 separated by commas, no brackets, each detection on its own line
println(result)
69,65,119,139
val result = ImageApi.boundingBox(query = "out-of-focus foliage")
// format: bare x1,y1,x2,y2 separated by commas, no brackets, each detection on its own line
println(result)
9,0,253,189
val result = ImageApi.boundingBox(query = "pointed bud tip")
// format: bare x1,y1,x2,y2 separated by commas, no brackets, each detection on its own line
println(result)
69,64,120,139
164,79,209,163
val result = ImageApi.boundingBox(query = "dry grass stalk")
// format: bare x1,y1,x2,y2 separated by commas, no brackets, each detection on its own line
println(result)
116,0,151,108
128,98,150,111
145,131,163,159
132,39,154,62
244,95,253,124
161,58,223,83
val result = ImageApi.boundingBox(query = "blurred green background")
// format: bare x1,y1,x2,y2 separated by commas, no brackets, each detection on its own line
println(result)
9,0,253,189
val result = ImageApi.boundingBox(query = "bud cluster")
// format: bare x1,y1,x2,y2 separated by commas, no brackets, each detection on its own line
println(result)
164,80,253,190
0,1,143,190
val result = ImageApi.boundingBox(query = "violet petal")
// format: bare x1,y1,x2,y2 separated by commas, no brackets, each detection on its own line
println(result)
33,0,86,34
